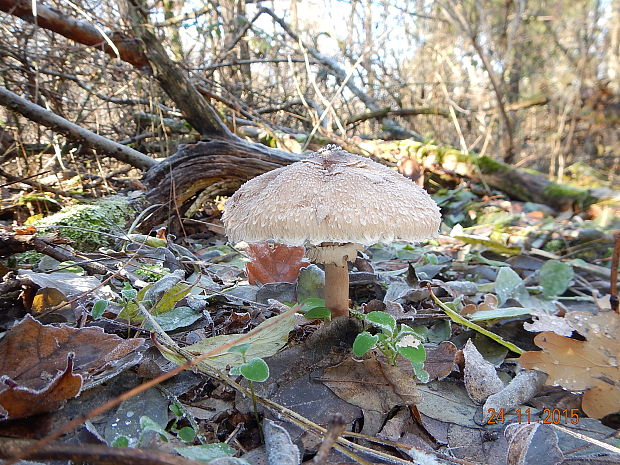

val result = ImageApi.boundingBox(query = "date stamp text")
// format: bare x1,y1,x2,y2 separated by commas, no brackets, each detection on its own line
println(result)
486,408,580,425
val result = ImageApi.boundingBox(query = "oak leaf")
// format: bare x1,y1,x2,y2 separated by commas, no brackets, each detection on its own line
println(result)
518,311,620,418
0,315,144,420
246,241,310,285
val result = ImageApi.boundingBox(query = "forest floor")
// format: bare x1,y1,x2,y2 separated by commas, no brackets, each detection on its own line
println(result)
0,146,619,465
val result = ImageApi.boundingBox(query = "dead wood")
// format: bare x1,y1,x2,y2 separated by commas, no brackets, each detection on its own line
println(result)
140,138,300,230
0,437,203,465
0,0,150,69
0,87,156,171
433,151,614,210
122,0,233,139
0,233,111,275
345,107,451,126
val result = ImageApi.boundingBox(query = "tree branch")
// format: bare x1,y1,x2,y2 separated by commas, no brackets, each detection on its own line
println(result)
438,1,516,163
345,106,451,125
122,0,233,139
0,86,157,171
0,0,151,69
259,7,423,140
0,437,203,465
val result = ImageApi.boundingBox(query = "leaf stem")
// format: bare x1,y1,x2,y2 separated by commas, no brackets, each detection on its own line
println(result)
426,283,524,355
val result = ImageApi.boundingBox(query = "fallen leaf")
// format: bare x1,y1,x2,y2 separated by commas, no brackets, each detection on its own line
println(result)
463,339,504,404
416,381,478,427
0,353,82,420
161,311,295,370
30,287,67,313
0,315,145,420
523,314,573,336
483,370,547,423
519,311,620,418
14,225,37,235
505,423,563,465
322,357,421,413
424,341,457,381
461,294,498,316
19,270,115,304
246,241,310,285
264,419,301,465
538,260,573,298
494,267,527,305
451,227,521,256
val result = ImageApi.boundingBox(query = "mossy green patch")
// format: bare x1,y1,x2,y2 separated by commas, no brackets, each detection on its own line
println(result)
135,264,171,282
33,196,134,252
473,156,510,174
543,183,593,208
11,250,44,266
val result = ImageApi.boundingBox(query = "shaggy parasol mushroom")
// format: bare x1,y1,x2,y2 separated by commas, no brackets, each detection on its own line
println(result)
222,145,441,317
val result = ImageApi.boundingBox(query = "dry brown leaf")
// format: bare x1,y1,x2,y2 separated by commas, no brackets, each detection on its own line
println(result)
463,339,504,404
246,241,310,285
425,341,457,381
322,357,421,413
0,354,82,421
0,315,144,420
519,311,620,419
31,288,67,313
14,225,37,235
461,294,498,316
505,423,563,465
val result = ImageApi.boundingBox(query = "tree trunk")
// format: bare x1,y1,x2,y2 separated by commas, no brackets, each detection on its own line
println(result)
122,0,233,139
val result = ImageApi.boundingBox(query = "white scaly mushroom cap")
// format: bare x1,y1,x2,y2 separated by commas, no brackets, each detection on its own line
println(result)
222,145,442,247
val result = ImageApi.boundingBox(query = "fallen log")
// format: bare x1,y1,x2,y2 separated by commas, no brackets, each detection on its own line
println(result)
139,138,300,230
422,147,615,211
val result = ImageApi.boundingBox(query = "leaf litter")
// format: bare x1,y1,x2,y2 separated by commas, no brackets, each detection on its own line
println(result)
0,164,619,465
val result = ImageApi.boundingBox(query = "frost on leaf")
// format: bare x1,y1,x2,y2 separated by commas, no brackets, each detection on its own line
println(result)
0,315,144,420
518,311,620,419
463,339,504,404
246,241,310,285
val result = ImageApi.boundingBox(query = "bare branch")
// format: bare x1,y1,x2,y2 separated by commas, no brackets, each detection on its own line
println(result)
0,86,157,170
0,0,151,69
122,0,233,139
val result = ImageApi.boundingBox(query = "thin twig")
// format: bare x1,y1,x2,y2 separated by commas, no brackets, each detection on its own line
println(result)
0,438,202,465
312,414,346,465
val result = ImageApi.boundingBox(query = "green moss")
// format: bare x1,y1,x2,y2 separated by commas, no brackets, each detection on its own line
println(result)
34,196,134,251
473,156,510,175
543,239,564,252
135,264,170,282
543,183,593,208
12,251,44,266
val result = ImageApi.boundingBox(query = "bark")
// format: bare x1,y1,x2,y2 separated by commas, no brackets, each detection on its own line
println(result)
0,87,157,171
140,138,300,230
0,0,150,69
122,0,233,139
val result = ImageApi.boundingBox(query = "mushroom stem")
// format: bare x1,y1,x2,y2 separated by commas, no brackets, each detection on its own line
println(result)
324,262,350,318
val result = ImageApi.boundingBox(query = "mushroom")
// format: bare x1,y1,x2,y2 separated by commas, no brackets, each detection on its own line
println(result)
222,145,441,317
